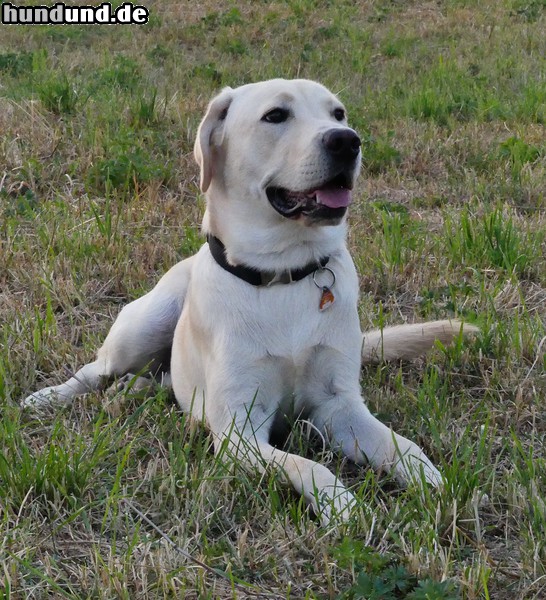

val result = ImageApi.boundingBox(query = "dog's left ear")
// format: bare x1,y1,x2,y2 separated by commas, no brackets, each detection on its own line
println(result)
194,87,234,193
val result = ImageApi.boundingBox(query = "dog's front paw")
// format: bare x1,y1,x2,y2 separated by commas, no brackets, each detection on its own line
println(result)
391,437,442,488
315,485,359,526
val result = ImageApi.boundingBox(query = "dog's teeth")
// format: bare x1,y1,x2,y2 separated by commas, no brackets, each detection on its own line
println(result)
285,200,304,213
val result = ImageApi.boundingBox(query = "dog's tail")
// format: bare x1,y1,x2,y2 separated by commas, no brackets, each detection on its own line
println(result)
361,320,479,365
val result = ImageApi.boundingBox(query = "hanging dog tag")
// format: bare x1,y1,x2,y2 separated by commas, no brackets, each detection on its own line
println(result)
313,266,336,311
319,286,335,311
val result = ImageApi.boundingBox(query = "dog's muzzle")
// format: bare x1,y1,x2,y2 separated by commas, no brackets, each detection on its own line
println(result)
266,128,361,223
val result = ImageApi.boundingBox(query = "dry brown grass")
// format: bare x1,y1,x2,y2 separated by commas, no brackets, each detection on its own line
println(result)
1,1,545,598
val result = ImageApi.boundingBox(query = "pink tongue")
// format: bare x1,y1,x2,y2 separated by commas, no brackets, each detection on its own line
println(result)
315,187,352,208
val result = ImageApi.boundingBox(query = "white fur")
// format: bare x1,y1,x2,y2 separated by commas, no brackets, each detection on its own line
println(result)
23,79,478,524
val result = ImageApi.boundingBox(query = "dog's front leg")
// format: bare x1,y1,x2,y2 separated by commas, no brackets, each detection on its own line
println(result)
313,398,442,488
213,419,357,526
199,366,357,525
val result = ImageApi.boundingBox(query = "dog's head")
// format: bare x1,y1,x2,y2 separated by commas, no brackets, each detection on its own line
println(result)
194,79,361,268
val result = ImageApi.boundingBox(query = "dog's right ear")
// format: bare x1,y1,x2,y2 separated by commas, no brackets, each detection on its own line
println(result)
194,87,234,193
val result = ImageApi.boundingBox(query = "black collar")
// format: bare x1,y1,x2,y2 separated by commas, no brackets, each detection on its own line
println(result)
207,235,329,287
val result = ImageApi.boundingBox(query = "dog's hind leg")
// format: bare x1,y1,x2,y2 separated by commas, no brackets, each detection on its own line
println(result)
22,257,194,409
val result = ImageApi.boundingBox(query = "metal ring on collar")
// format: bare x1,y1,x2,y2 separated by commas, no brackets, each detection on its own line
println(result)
312,266,336,290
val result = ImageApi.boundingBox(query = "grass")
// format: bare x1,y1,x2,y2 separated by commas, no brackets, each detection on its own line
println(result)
0,1,545,598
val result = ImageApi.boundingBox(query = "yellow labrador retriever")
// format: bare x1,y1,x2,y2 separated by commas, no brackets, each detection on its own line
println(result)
24,79,477,523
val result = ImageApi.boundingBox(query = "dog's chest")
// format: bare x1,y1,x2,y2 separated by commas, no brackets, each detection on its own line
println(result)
173,248,363,417
252,288,356,357
193,249,362,359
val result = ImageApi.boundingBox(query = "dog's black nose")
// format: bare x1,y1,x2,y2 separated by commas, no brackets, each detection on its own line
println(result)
323,129,361,162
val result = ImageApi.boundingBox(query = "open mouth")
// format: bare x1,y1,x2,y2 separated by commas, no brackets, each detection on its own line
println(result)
266,172,353,222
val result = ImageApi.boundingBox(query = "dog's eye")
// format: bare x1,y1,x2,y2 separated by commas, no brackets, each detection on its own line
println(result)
333,108,346,121
262,108,290,124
